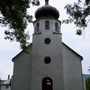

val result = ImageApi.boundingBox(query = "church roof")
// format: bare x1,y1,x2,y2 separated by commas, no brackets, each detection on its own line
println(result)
62,43,83,60
12,44,32,62
12,43,83,62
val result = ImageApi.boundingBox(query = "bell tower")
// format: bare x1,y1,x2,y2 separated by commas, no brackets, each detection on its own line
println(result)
31,0,64,90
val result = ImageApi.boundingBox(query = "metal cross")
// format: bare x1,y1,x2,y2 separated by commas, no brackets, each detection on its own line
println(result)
45,0,49,5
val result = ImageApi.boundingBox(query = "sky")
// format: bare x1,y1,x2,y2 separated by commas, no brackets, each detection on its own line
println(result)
0,0,90,80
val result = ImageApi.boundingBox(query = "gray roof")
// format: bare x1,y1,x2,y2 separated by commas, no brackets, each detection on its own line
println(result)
62,43,83,60
12,44,32,62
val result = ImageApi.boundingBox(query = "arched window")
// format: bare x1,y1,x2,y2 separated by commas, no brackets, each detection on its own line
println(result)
35,23,40,34
42,77,53,90
55,22,59,33
45,21,50,30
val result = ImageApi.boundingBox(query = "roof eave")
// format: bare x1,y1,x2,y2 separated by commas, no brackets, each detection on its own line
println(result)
62,42,83,60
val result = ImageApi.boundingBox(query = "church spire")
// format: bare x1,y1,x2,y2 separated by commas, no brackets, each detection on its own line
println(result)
45,0,49,5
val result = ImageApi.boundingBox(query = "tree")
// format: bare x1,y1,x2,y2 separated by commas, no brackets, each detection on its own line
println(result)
64,0,90,35
0,0,90,49
0,0,40,49
86,77,90,90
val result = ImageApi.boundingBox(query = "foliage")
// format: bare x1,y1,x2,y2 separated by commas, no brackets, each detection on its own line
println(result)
64,0,90,35
86,77,90,90
0,0,29,49
0,0,40,49
0,0,90,48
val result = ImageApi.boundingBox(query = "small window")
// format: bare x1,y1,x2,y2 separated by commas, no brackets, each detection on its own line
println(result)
44,56,51,64
44,38,51,44
55,22,59,33
35,23,40,34
45,21,49,30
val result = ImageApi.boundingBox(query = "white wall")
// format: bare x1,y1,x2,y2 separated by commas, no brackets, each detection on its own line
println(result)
12,49,32,90
62,44,84,90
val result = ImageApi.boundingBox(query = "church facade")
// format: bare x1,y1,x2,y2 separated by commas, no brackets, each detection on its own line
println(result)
11,1,84,90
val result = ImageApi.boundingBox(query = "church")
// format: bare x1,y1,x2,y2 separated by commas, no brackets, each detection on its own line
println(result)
11,0,85,90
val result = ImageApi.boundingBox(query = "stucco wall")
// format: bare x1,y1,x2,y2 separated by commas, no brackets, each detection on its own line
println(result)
12,18,84,90
31,19,64,90
12,51,32,90
62,44,84,90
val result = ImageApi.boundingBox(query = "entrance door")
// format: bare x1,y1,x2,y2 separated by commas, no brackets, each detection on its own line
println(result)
42,77,53,90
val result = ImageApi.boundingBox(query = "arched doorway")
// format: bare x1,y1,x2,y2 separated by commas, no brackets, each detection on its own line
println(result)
42,77,53,90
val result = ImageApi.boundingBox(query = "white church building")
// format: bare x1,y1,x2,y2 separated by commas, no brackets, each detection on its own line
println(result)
11,0,85,90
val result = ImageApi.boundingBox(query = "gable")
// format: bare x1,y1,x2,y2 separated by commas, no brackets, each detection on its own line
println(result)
62,42,83,60
12,43,83,62
12,44,32,62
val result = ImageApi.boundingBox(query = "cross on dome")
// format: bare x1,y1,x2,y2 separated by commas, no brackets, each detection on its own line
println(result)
45,0,49,5
35,0,59,19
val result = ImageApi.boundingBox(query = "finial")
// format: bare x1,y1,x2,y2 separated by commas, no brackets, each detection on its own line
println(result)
45,0,49,5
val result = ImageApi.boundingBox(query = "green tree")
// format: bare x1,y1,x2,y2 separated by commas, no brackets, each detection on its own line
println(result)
0,0,40,49
0,0,90,49
64,0,90,35
86,77,90,90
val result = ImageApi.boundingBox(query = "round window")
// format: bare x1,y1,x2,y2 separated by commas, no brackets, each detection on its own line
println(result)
44,38,51,44
44,56,51,64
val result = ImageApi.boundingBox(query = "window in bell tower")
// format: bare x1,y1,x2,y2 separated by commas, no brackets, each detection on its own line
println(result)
55,22,59,33
45,21,49,30
35,23,41,34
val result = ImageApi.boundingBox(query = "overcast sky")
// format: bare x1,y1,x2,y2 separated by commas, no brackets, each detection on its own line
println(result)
0,0,90,80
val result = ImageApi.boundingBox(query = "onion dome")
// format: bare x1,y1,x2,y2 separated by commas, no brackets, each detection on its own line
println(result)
35,0,59,19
